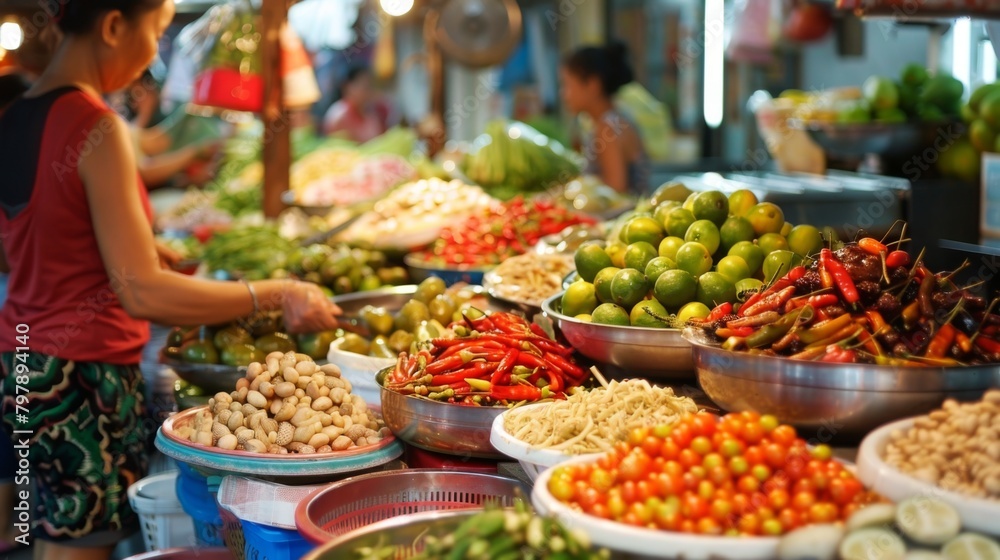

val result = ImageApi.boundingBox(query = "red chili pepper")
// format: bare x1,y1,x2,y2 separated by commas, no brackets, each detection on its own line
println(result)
820,346,857,363
527,337,574,357
858,238,887,255
857,328,882,356
820,249,859,304
885,250,910,268
954,330,972,354
975,337,1000,354
429,362,497,386
542,368,563,392
708,302,733,322
865,310,888,334
715,326,755,338
516,352,548,370
739,267,806,317
786,293,838,312
741,286,796,317
490,384,544,402
529,323,549,338
491,348,520,384
926,323,956,358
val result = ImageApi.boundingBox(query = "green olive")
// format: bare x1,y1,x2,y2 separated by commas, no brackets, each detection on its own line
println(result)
339,333,371,355
369,335,395,359
297,330,339,359
180,340,220,364
220,343,265,367
213,326,253,350
413,276,447,304
428,295,456,326
361,306,395,337
254,332,297,354
388,331,415,354
397,300,431,333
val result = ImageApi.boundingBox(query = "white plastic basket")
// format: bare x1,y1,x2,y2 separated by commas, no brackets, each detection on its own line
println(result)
128,472,196,551
489,403,603,481
327,339,393,407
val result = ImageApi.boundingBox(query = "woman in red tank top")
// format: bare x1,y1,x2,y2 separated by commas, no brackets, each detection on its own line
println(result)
0,2,340,558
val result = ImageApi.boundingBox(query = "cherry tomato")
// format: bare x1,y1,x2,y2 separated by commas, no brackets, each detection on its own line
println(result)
732,493,751,515
577,487,605,511
597,453,619,472
627,427,650,447
691,436,713,456
589,468,615,493
752,464,772,482
792,479,816,496
809,502,839,524
738,513,761,535
698,480,716,501
682,472,702,492
654,472,684,496
697,517,723,535
719,438,745,458
745,446,766,466
770,425,797,446
621,481,638,504
636,480,656,503
761,518,783,536
652,423,673,439
728,456,750,476
784,450,809,479
811,471,830,491
548,476,575,501
660,439,680,461
738,475,760,494
708,466,731,487
710,498,733,522
740,411,761,423
622,512,641,527
762,472,790,493
671,424,693,448
662,460,683,479
792,491,817,512
703,453,725,470
759,414,779,432
679,449,702,469
757,506,776,521
682,494,709,519
743,422,765,444
642,436,662,458
688,466,707,480
692,412,719,437
721,415,745,438
768,489,790,510
654,501,681,530
608,492,627,519
778,508,801,530
829,478,863,506
629,501,653,524
589,502,610,519
619,450,653,482
679,519,697,533
764,443,788,469
811,444,833,461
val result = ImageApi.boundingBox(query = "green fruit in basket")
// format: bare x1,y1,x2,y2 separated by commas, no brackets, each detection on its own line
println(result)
961,104,978,124
562,280,599,317
692,191,730,227
339,333,371,356
901,63,929,88
623,216,665,247
624,241,659,272
970,83,1000,113
728,189,759,218
970,119,997,153
676,301,711,325
377,266,409,286
220,343,265,367
684,220,721,255
254,332,297,354
610,268,649,311
361,306,395,337
250,315,279,338
605,242,628,269
837,104,873,124
895,497,961,546
716,255,751,282
757,233,790,255
648,181,693,207
864,76,899,111
876,107,907,124
658,236,686,260
594,267,621,304
180,340,219,364
746,202,785,236
654,269,698,310
397,300,432,333
575,241,614,283
665,208,697,239
369,335,396,359
720,216,755,252
786,224,824,257
644,257,676,283
763,250,802,282
213,326,253,350
414,277,447,304
630,298,671,328
921,75,964,112
696,272,737,308
729,241,766,276
388,330,415,354
333,276,353,295
675,242,713,278
299,331,339,360
358,275,382,292
428,295,457,326
592,303,631,326
574,314,593,322
653,201,681,227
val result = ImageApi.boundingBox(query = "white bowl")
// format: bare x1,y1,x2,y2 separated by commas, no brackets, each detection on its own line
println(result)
532,455,781,559
489,403,603,481
857,417,1000,537
327,339,395,408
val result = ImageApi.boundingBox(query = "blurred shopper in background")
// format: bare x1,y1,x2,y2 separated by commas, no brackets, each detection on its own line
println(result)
323,63,392,142
561,42,650,195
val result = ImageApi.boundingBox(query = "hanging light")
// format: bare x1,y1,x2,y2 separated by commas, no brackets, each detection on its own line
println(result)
0,22,23,51
380,0,414,17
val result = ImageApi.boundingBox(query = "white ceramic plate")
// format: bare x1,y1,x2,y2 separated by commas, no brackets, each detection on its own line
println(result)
856,417,1000,537
489,403,602,481
532,455,781,560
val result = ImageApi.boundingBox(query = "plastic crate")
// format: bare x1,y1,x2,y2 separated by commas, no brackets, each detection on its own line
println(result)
175,462,225,547
243,521,313,560
219,501,246,560
124,547,231,560
127,472,195,551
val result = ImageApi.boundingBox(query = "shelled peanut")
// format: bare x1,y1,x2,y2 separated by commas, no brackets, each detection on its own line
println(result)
180,351,389,454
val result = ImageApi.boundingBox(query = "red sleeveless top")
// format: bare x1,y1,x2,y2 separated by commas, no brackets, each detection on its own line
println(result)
0,88,152,364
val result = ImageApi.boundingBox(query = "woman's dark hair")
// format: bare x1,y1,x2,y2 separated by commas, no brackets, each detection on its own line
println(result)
563,42,634,97
54,0,166,35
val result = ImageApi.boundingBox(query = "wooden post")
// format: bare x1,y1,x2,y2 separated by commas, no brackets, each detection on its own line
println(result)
261,0,289,218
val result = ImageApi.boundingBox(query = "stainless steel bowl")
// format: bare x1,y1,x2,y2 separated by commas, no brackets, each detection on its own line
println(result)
376,368,506,459
789,120,961,159
302,510,476,560
332,284,491,315
161,355,245,394
541,294,694,378
403,254,492,287
683,328,1000,438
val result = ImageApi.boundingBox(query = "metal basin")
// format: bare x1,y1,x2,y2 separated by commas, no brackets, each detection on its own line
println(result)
377,368,505,460
683,328,1000,439
541,294,694,378
332,284,489,315
790,120,961,159
161,356,245,394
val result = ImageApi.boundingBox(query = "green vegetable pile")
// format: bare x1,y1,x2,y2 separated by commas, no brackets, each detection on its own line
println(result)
463,121,583,201
354,501,608,560
201,225,295,280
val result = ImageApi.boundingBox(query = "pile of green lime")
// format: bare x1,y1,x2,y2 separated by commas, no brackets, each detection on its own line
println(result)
939,81,1000,184
837,64,964,125
565,187,823,328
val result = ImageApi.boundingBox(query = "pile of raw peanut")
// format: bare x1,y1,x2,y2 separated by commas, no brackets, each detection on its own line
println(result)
180,351,389,454
885,389,1000,500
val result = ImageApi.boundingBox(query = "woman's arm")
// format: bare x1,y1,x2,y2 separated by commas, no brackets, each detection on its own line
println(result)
137,125,172,156
80,114,339,332
594,120,629,193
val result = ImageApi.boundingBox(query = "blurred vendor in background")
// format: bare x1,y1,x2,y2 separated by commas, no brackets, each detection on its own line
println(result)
323,63,392,142
561,43,650,195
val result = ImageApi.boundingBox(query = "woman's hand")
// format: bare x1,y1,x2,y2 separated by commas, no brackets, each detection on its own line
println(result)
280,281,342,333
154,241,182,270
